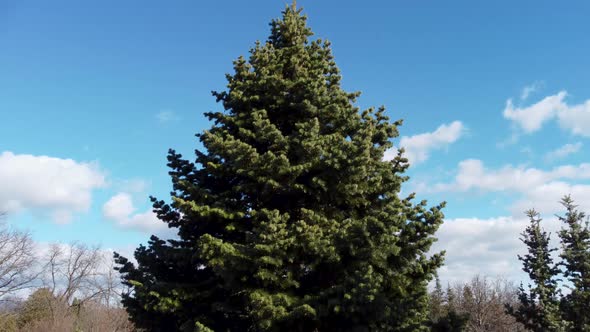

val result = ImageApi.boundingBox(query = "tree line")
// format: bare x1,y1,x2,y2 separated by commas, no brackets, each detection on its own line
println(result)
427,196,590,331
0,215,132,331
506,197,590,331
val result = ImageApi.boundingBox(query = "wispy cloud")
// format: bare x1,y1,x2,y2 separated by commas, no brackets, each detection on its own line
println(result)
557,99,590,137
544,142,582,162
155,110,177,123
384,121,465,165
114,178,150,194
503,90,590,137
503,91,567,134
520,81,543,101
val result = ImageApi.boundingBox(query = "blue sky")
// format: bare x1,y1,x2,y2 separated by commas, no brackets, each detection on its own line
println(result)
1,0,589,283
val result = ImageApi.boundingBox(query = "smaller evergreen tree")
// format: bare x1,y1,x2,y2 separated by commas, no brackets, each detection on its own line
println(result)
507,209,566,332
430,310,469,332
446,283,456,312
558,196,590,331
428,279,468,332
429,276,446,322
461,285,474,311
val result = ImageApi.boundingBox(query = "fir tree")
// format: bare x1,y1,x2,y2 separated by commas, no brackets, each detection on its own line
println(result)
429,310,469,332
115,3,445,331
429,279,468,332
429,276,446,323
558,196,590,331
507,210,566,332
446,283,456,312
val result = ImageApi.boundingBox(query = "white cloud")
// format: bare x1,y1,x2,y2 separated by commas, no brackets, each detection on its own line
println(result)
103,193,134,221
520,81,543,101
428,159,590,215
496,132,521,148
385,121,465,164
434,159,590,192
0,151,106,224
156,110,177,123
503,90,590,137
509,181,590,216
434,159,547,192
503,91,567,133
544,142,582,161
103,193,168,234
557,99,590,137
434,215,562,284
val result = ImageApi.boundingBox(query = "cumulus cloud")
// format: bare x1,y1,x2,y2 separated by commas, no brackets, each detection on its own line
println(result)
0,151,106,224
544,142,583,161
503,91,567,133
509,182,590,216
385,121,465,164
102,193,168,234
428,159,590,215
503,90,590,136
434,215,562,284
557,99,590,137
434,159,590,192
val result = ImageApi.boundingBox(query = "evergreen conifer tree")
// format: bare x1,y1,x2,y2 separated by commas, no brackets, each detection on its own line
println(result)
115,3,445,331
507,210,566,332
429,311,469,332
429,278,468,332
429,276,446,322
558,196,590,331
446,283,456,312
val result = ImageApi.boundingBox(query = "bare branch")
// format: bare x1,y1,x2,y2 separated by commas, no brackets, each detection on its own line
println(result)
42,243,119,305
0,222,39,299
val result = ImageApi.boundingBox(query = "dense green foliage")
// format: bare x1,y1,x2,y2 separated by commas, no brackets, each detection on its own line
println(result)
506,210,566,331
428,277,469,332
509,196,590,332
17,288,55,328
429,311,470,332
558,197,590,331
115,3,445,331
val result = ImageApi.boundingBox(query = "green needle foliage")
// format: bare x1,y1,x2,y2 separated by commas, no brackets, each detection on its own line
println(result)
115,3,445,331
558,196,590,332
510,196,590,332
507,210,566,332
428,277,469,332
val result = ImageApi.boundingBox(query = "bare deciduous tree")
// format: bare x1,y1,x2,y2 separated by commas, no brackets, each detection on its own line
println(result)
30,244,135,331
0,214,134,330
44,243,102,305
432,275,527,332
0,214,39,300
89,254,125,308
